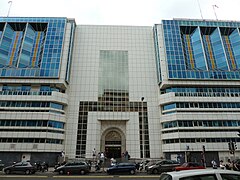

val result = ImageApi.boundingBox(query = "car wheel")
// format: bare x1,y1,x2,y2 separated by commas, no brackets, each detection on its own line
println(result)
80,170,85,175
5,169,11,174
59,170,64,175
25,169,30,175
130,169,135,175
153,169,159,174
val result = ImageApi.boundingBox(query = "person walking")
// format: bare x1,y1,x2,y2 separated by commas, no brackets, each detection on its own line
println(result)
211,159,217,169
100,152,105,172
92,148,96,162
226,159,232,170
219,160,225,169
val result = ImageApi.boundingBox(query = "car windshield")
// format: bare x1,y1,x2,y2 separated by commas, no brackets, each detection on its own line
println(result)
156,161,163,165
65,163,74,166
159,174,172,180
181,163,188,167
221,173,240,180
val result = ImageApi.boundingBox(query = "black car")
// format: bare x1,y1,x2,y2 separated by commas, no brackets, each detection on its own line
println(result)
3,161,36,175
106,162,136,175
54,161,90,175
146,160,180,174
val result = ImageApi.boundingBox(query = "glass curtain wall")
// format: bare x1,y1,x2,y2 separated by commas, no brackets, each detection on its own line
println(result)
98,50,129,112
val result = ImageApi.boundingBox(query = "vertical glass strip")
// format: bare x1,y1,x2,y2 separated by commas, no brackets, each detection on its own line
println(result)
31,32,41,67
205,35,216,69
191,27,207,70
18,23,35,68
185,34,195,69
210,28,228,70
65,20,76,83
9,32,21,66
222,36,236,70
0,23,14,67
229,29,240,69
153,25,162,82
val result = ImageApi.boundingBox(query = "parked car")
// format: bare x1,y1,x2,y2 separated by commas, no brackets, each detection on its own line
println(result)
147,160,180,174
159,169,240,180
175,162,205,171
54,161,90,175
3,161,36,175
0,160,4,171
106,162,136,175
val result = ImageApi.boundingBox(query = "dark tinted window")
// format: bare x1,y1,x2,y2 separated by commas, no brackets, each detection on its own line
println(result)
180,174,217,180
14,162,23,166
65,163,73,166
22,162,28,166
79,162,86,165
159,174,172,180
221,174,240,180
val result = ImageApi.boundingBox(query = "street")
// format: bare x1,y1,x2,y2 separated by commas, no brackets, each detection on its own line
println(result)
0,174,160,180
0,167,160,180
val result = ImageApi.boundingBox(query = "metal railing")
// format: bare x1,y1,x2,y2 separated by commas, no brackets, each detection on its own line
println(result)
0,91,52,96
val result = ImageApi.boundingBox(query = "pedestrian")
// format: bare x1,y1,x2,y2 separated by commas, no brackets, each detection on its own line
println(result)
219,160,225,169
226,159,232,170
124,150,129,161
211,159,217,169
92,148,96,162
110,157,116,166
95,159,101,172
100,152,105,172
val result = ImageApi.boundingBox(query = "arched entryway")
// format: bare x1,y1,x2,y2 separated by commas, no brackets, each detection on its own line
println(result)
101,128,125,159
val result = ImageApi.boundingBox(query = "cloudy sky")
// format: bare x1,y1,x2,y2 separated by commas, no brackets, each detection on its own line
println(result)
0,0,239,25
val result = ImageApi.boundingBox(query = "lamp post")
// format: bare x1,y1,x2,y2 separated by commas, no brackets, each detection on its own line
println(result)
185,145,189,162
202,145,206,168
141,97,145,159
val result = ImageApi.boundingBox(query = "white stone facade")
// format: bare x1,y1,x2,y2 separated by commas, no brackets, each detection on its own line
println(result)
65,25,161,159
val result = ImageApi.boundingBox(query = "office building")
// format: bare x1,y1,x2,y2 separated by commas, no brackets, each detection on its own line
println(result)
0,17,75,164
155,19,240,163
0,17,239,165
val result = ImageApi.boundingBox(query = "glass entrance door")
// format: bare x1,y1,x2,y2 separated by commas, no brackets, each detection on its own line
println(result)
105,146,121,159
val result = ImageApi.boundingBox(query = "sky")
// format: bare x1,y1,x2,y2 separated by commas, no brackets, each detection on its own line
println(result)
0,0,240,26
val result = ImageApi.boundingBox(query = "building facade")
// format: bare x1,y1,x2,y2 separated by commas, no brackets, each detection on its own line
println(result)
0,17,239,166
66,25,160,160
155,19,240,164
0,17,75,165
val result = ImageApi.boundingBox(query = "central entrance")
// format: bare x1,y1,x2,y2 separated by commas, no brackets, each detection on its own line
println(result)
104,130,123,158
105,146,121,158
